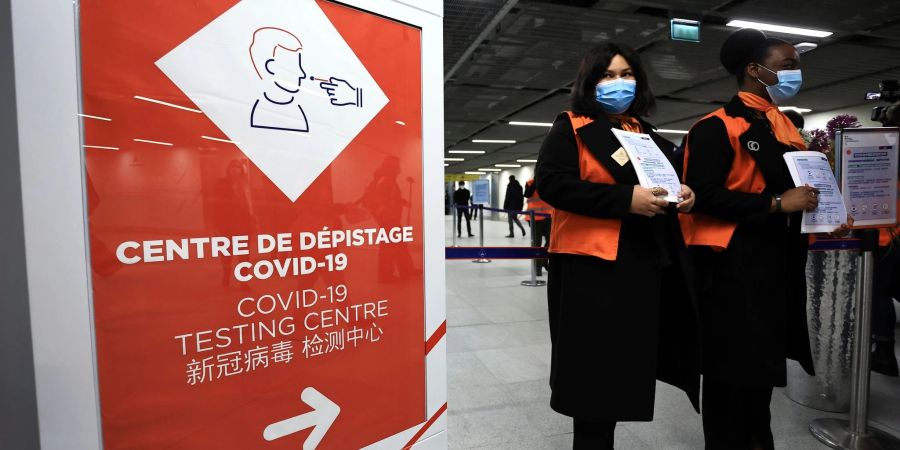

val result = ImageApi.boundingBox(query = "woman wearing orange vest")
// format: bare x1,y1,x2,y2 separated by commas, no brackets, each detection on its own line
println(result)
535,43,701,449
681,29,835,449
523,178,552,275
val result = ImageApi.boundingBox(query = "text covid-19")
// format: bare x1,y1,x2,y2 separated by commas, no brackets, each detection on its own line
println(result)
113,226,415,281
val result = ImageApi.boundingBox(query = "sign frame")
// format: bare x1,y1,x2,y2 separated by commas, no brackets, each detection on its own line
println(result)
835,127,899,229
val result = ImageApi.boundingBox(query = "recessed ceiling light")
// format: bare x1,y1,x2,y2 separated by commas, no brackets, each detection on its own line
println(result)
794,42,818,53
508,121,552,127
78,113,112,121
465,171,486,175
472,139,516,144
779,106,812,113
83,145,119,150
201,135,239,144
517,159,538,163
133,138,174,146
448,150,485,154
134,95,203,113
726,20,832,38
444,157,465,161
478,168,502,172
495,164,521,168
656,129,689,135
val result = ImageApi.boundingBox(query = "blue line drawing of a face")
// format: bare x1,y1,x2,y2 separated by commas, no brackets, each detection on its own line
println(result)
250,27,310,133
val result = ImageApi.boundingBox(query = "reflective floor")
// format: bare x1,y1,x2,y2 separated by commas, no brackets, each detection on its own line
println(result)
444,214,900,449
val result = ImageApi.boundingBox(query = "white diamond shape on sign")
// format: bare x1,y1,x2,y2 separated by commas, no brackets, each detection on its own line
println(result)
157,0,389,201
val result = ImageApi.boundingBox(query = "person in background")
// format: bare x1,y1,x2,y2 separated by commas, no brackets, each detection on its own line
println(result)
536,42,700,450
872,188,900,376
681,28,848,450
523,178,553,276
504,175,527,237
782,108,805,130
453,181,474,238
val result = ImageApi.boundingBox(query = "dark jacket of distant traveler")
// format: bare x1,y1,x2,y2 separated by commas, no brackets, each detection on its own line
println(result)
503,179,524,211
536,111,701,422
453,187,471,207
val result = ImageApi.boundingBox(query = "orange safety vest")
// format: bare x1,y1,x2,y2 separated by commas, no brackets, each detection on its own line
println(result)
548,112,623,261
879,182,900,246
524,179,552,221
679,108,767,250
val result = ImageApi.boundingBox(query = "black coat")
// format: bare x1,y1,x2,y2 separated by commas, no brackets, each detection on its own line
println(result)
503,180,524,211
684,95,814,387
536,112,701,421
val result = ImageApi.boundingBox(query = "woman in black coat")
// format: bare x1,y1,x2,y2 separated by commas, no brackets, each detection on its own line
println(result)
535,43,701,449
681,28,840,449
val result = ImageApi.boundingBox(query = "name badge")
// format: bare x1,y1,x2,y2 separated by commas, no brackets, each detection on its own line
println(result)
612,147,630,166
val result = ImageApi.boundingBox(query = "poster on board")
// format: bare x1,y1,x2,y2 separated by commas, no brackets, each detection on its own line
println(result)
837,128,899,228
472,179,490,205
79,0,432,448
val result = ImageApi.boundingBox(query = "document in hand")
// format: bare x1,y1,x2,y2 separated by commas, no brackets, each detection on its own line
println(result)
611,128,682,203
783,151,848,233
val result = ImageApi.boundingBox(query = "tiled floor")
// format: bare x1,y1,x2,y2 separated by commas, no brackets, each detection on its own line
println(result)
444,215,900,449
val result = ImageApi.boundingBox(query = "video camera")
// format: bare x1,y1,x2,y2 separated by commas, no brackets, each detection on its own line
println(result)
865,80,900,126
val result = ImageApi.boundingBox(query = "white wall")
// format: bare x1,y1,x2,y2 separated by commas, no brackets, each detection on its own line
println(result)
12,0,102,448
801,103,881,131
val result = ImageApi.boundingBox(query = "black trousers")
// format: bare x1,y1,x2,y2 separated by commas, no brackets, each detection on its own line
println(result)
531,218,551,272
508,213,525,235
456,206,472,236
873,245,900,341
702,378,774,450
573,419,615,450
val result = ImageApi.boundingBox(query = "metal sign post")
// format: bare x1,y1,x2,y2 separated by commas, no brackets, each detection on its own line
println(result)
810,126,900,449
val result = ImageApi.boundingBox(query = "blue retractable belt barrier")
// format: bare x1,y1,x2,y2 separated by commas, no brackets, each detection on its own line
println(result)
445,246,549,260
808,237,861,251
477,205,552,218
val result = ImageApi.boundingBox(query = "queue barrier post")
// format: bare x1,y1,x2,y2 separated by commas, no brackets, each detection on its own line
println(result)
521,209,546,287
451,204,458,247
809,229,900,449
473,204,491,263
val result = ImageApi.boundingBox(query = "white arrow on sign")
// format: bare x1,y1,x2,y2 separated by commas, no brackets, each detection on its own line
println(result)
263,387,340,450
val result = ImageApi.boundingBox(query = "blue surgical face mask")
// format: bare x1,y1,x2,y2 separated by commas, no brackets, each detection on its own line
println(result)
757,66,802,104
595,78,636,114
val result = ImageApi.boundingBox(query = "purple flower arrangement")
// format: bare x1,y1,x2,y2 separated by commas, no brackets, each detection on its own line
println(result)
803,114,862,168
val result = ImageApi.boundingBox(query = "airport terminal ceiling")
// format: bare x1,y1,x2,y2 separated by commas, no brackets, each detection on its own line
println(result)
443,0,900,172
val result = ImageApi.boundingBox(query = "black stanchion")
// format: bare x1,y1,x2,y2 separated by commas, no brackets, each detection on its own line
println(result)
450,204,458,248
809,229,900,450
473,204,491,263
521,209,546,287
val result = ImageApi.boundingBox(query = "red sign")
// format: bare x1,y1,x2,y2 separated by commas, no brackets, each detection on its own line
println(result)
80,1,425,448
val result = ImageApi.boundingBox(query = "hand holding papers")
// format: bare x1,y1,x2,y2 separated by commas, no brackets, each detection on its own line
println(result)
611,128,683,203
783,151,848,233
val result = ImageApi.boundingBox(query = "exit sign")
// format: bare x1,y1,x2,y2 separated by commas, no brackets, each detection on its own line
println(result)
671,19,700,42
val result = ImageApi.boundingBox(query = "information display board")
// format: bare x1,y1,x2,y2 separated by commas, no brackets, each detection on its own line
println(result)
835,128,899,228
472,179,491,205
78,1,443,448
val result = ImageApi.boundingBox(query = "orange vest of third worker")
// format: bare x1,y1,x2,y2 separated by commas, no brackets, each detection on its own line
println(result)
523,179,553,221
679,108,767,250
879,182,900,247
548,112,622,261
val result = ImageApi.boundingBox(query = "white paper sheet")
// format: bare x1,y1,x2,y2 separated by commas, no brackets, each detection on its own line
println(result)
611,128,682,203
783,151,848,233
